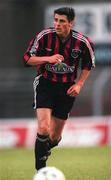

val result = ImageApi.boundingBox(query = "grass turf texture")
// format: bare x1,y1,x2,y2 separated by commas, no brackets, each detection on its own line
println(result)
0,146,111,180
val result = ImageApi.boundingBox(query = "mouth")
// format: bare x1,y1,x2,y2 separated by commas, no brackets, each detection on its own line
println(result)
56,28,61,32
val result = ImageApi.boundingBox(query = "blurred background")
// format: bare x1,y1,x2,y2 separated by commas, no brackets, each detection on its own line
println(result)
0,0,111,148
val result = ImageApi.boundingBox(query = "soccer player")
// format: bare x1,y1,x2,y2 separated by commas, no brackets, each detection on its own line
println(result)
23,7,95,171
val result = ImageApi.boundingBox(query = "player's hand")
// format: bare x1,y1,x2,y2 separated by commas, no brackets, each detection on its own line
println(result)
67,84,82,97
48,54,64,64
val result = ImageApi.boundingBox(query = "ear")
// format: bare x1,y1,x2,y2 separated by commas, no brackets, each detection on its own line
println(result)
70,20,75,28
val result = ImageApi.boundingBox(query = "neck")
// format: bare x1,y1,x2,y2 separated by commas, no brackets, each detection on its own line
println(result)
59,31,71,42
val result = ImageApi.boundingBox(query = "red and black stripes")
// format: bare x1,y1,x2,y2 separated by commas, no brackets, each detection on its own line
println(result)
23,27,95,83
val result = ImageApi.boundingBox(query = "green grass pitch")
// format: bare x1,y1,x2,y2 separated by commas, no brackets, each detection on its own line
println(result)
0,146,111,180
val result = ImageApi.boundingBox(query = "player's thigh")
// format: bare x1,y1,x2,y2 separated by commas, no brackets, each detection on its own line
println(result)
36,108,52,134
50,116,66,140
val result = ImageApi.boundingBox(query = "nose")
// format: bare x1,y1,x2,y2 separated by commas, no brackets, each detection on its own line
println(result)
55,21,60,26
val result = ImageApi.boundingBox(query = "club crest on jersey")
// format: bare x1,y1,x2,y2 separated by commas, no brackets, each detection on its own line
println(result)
71,49,81,58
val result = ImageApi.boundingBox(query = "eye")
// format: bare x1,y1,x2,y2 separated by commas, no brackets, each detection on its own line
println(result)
60,19,65,23
54,18,58,22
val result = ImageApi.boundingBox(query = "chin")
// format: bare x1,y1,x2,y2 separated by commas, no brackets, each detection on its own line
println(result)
56,31,63,37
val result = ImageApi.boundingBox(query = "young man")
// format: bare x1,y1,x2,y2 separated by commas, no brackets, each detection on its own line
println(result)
23,7,95,171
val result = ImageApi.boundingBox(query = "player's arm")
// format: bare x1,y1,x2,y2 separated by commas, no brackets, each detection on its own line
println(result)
23,32,64,66
67,68,90,97
27,54,64,66
76,68,91,87
67,38,96,97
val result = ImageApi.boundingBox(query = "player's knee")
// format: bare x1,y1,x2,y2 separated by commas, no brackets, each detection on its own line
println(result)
37,122,49,135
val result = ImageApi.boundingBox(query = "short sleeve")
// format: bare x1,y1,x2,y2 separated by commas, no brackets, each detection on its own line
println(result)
23,32,43,65
81,39,96,70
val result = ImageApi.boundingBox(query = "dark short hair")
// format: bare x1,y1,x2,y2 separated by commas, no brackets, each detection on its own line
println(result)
54,7,75,22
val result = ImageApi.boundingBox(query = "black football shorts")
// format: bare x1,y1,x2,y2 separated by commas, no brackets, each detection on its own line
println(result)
33,75,76,120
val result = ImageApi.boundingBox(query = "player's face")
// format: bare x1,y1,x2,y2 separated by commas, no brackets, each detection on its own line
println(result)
54,14,73,38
